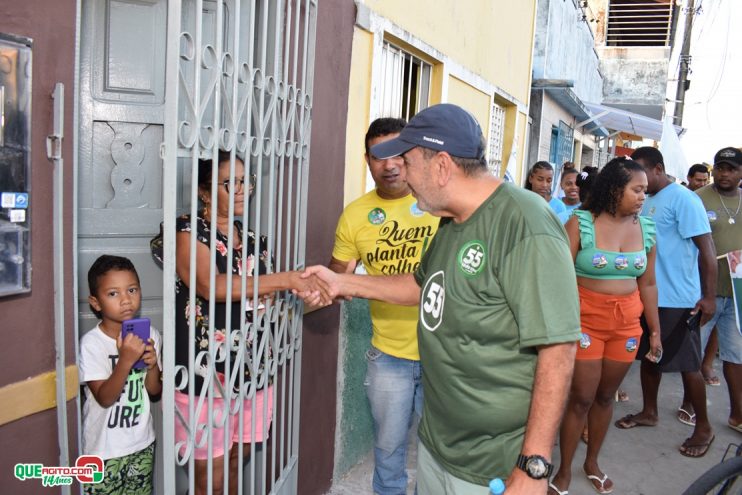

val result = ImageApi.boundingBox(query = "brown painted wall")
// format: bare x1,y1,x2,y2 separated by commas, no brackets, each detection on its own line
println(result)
298,0,356,493
0,1,78,493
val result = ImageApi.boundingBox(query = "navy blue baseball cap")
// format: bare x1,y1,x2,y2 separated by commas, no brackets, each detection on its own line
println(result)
370,103,485,160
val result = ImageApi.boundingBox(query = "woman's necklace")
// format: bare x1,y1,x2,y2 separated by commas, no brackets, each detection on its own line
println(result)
716,187,742,224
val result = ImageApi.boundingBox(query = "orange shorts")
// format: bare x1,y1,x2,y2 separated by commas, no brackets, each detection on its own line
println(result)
577,286,644,362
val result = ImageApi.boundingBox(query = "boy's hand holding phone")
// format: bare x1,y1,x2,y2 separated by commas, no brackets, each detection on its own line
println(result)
142,339,159,371
117,332,146,369
121,318,151,369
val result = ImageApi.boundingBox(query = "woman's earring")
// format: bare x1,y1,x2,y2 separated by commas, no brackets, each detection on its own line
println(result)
633,213,639,224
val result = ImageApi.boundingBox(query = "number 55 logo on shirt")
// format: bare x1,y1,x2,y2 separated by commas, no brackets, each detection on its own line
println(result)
421,271,445,332
458,241,486,276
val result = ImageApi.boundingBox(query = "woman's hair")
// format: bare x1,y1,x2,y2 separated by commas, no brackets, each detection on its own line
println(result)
576,166,598,203
524,161,553,190
197,150,240,190
583,158,645,216
560,167,579,183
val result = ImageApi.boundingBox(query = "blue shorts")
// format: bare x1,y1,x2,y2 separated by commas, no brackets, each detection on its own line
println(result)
701,297,742,364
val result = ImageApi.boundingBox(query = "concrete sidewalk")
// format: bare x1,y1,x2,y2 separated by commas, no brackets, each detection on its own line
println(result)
328,359,741,494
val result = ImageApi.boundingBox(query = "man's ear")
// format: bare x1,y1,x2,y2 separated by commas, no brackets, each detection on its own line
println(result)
364,152,370,166
88,295,101,313
436,152,453,186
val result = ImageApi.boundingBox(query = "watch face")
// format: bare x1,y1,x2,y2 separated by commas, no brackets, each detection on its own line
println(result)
526,457,547,478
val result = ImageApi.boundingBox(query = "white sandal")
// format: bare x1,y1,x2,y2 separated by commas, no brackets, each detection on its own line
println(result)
677,407,697,426
548,481,569,495
585,473,613,494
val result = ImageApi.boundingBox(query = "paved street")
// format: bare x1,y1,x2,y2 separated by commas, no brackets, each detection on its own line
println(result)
328,358,741,494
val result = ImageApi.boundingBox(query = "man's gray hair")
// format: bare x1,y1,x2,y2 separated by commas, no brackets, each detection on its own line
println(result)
420,140,487,176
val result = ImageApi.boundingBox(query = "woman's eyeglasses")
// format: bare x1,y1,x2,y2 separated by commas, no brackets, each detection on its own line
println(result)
221,174,257,194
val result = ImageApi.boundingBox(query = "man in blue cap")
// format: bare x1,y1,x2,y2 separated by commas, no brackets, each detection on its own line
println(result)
303,104,580,494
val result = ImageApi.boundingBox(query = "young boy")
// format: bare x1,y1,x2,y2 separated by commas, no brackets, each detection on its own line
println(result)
79,255,162,495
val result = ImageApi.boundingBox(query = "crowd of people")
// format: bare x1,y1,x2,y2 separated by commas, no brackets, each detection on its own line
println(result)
75,103,741,495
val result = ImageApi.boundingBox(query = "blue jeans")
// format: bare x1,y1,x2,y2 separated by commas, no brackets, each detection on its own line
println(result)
701,296,742,364
365,346,423,495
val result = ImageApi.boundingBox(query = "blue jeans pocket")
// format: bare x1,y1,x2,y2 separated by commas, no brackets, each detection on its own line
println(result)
365,346,383,362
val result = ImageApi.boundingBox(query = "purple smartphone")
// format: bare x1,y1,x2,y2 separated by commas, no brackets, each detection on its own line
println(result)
121,317,150,369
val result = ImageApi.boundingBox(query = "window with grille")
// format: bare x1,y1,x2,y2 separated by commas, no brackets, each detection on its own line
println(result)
377,41,431,120
488,102,505,174
606,0,674,47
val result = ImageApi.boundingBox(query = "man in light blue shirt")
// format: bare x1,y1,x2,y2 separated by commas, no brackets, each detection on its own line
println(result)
615,147,717,458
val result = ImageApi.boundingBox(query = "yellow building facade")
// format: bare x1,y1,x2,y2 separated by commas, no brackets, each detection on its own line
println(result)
343,0,538,202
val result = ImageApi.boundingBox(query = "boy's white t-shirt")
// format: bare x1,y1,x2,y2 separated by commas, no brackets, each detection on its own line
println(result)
79,323,162,460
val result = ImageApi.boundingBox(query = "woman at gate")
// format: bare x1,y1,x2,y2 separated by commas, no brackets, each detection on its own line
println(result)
548,158,661,495
171,150,328,495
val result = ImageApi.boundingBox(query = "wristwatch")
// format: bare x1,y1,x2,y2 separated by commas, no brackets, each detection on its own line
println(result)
515,454,554,480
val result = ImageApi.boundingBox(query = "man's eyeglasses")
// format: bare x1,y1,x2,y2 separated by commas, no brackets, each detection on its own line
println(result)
221,174,257,193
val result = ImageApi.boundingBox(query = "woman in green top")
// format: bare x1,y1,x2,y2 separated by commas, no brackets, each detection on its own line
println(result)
549,158,662,495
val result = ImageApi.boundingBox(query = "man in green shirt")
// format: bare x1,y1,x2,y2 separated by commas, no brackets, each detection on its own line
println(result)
303,104,580,494
695,147,742,433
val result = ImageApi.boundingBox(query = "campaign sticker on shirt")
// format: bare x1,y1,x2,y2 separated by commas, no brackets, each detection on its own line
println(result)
410,202,424,217
457,240,486,276
420,270,445,332
615,255,629,270
592,253,607,269
633,255,646,270
368,207,386,225
707,210,718,223
579,333,591,349
648,206,656,216
625,337,638,353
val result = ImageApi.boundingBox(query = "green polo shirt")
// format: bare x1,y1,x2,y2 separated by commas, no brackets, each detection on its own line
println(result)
414,182,580,485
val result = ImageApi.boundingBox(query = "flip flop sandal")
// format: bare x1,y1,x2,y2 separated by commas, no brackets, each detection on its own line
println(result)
677,407,697,427
548,481,569,495
614,413,656,429
679,434,715,458
728,422,742,433
704,375,721,386
585,472,613,494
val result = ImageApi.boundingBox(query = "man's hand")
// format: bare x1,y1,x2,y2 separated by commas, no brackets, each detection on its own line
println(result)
692,296,716,326
505,468,548,494
291,271,332,306
298,266,340,306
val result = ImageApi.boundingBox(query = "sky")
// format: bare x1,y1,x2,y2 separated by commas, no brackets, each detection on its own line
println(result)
674,0,742,165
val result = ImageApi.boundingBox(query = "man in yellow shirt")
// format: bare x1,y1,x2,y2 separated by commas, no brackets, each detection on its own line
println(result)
330,118,438,494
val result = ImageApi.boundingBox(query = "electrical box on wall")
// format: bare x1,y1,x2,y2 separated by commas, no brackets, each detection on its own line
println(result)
0,33,32,297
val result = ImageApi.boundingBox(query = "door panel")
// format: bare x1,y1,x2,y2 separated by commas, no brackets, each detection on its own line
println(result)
78,0,168,334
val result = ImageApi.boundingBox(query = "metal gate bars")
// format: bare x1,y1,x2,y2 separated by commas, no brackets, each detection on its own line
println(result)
160,1,317,493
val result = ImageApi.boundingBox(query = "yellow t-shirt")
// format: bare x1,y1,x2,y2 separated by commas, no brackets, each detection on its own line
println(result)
332,190,439,360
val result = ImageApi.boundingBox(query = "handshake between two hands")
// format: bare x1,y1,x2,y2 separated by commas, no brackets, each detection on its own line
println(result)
292,265,346,307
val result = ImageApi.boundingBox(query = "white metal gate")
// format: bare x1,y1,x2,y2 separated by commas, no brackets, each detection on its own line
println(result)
160,1,317,494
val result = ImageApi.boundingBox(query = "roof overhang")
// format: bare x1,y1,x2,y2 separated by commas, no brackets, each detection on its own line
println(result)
580,102,685,141
532,80,609,138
